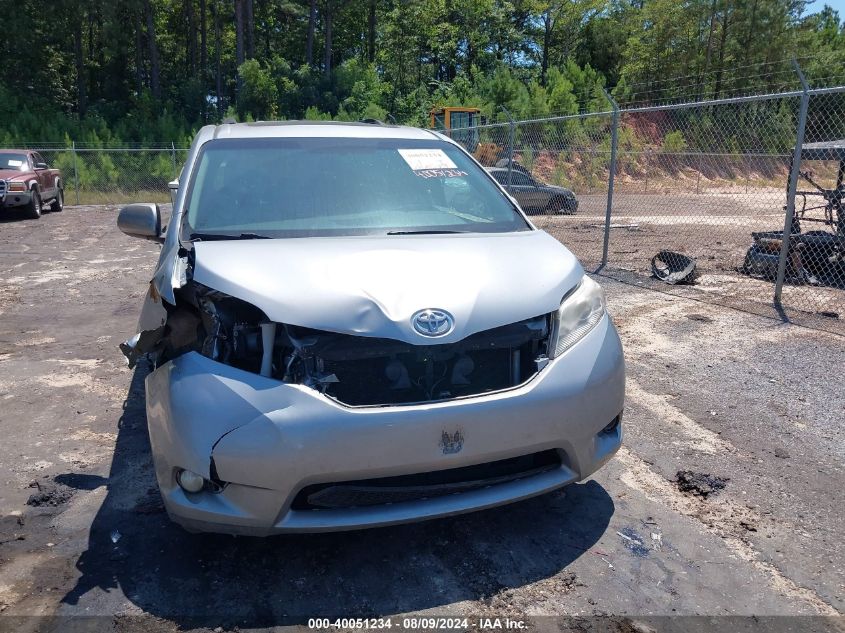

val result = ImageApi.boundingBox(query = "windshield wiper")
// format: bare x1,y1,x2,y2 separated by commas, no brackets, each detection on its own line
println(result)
188,232,271,241
386,229,469,235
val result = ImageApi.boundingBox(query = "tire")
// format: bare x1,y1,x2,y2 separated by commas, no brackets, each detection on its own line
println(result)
546,196,570,215
50,188,64,212
24,187,42,219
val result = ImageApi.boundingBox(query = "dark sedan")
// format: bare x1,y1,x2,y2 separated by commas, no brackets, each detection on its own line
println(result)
487,166,578,215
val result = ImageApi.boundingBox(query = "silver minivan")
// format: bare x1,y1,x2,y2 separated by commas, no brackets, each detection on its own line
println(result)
117,121,625,535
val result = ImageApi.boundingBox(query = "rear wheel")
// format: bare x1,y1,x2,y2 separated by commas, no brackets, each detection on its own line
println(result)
25,188,42,219
50,188,64,212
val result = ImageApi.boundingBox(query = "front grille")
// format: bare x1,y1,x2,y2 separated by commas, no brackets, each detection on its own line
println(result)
292,450,562,510
0,180,6,197
292,313,553,406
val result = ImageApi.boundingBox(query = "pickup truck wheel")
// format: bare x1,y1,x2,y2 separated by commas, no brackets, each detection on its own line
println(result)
50,188,64,212
25,188,42,219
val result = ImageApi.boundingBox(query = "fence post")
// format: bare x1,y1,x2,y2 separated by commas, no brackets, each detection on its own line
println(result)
600,88,620,270
774,59,810,305
171,142,177,179
71,141,80,205
696,154,702,194
500,106,515,190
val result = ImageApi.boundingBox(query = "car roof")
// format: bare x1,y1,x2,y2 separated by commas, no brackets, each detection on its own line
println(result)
200,121,445,142
0,149,31,154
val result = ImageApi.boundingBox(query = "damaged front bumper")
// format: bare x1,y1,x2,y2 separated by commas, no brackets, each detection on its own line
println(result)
145,314,625,536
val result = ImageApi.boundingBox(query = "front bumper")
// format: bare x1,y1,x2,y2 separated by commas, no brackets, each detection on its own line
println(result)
145,314,625,535
0,189,31,208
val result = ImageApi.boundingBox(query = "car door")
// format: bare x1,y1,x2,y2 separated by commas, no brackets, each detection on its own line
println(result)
32,153,52,195
508,172,542,211
526,173,553,210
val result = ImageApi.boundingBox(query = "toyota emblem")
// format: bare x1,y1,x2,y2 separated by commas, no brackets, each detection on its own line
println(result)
412,309,454,337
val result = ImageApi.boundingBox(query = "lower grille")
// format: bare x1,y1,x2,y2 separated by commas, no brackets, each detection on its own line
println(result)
292,450,562,510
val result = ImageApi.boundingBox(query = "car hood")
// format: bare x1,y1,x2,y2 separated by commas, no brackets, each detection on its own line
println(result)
191,230,583,344
547,184,574,196
0,170,29,180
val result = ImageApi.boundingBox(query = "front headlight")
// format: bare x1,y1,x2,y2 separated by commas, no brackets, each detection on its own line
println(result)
551,275,606,358
7,182,27,192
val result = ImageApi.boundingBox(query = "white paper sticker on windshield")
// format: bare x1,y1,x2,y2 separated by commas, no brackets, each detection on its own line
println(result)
398,149,457,171
7,160,23,167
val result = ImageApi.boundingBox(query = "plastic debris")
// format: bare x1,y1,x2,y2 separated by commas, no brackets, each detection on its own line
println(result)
651,250,697,284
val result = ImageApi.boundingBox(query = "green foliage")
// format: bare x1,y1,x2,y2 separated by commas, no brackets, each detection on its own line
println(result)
662,131,688,152
0,0,841,171
237,59,279,120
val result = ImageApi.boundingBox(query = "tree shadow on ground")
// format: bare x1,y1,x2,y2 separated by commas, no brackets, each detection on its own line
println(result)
61,365,614,628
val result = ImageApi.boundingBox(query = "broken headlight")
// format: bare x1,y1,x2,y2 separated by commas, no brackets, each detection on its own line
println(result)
550,276,606,358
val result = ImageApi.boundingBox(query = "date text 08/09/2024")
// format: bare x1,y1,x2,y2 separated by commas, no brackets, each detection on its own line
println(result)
307,618,528,630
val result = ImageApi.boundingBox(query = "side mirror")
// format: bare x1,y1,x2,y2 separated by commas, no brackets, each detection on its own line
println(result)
168,178,179,206
35,162,48,170
118,203,163,242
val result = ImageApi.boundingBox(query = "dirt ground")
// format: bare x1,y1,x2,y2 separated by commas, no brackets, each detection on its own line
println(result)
533,193,845,330
0,205,843,632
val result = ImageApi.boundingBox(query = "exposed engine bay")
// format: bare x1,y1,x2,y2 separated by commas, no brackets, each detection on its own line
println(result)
126,280,554,407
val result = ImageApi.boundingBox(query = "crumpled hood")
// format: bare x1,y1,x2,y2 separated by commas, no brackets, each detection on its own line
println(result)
192,230,583,344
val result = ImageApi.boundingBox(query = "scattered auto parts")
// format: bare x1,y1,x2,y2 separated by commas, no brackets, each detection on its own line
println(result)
742,139,844,287
651,250,697,284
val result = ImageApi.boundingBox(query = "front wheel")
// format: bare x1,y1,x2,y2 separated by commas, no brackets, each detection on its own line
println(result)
25,188,42,219
546,196,576,215
50,188,64,212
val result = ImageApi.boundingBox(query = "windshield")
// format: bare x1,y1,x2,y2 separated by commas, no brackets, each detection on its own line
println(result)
182,137,529,239
0,153,29,171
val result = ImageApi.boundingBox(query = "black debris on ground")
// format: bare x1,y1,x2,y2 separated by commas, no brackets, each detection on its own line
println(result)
26,480,74,507
674,470,729,499
686,313,714,323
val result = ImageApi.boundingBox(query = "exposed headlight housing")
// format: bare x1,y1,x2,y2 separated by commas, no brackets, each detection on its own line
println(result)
550,275,606,358
7,181,27,192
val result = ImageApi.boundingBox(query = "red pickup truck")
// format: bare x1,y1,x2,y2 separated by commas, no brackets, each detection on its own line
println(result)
0,150,63,219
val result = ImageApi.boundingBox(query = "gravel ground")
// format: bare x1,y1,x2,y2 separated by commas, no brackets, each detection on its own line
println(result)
532,194,845,332
0,205,843,632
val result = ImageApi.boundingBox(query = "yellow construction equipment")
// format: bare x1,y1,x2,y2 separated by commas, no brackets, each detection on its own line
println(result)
429,106,482,131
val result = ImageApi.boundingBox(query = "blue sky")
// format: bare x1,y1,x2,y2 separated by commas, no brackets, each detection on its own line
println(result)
806,0,845,16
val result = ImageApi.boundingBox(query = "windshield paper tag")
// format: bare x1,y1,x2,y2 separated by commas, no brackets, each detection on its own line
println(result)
398,149,457,171
398,149,467,178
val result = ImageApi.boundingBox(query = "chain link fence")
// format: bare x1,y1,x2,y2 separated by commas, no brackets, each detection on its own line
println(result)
14,83,844,333
449,86,845,334
15,144,189,205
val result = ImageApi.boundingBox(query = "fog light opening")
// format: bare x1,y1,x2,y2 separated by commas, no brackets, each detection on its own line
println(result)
176,468,206,493
601,414,621,435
